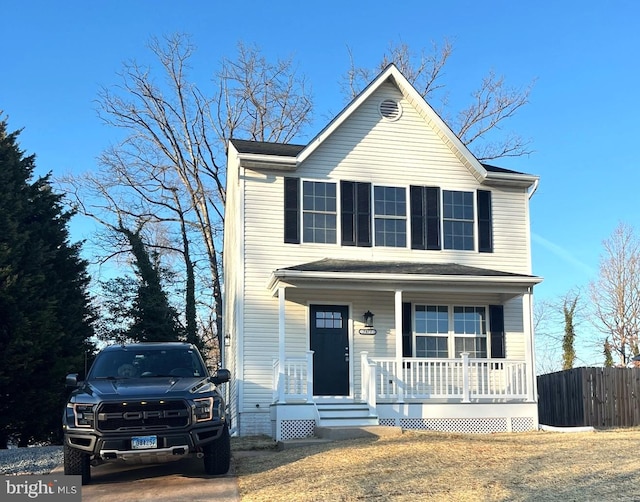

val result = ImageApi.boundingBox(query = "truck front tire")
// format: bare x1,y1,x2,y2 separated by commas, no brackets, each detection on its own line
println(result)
64,444,91,485
203,424,231,475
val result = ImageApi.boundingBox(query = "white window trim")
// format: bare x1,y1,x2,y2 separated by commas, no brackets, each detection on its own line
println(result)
441,189,479,252
301,178,338,245
372,184,408,248
414,304,489,358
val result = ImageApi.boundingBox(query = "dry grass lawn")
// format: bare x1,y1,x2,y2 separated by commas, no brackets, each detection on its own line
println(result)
232,428,640,501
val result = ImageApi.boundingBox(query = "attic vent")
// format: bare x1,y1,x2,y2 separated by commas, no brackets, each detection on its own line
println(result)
379,99,402,121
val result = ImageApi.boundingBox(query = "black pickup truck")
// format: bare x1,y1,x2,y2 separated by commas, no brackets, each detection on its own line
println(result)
63,342,231,484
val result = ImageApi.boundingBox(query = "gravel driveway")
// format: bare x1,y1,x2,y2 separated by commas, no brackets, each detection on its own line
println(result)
0,445,63,475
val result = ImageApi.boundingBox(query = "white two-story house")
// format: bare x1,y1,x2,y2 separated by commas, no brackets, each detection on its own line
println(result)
223,64,542,441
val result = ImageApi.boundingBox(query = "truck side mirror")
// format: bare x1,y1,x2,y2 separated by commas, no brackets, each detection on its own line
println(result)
210,369,230,385
65,373,81,388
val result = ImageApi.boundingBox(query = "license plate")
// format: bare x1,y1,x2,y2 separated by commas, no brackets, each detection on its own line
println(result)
131,435,157,449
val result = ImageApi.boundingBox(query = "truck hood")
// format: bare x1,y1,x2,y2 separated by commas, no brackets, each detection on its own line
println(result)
84,377,209,398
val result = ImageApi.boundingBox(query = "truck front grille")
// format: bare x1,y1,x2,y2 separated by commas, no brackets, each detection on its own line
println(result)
97,400,190,432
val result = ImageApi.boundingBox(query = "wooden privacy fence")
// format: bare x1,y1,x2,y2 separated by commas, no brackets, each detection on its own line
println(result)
537,367,640,427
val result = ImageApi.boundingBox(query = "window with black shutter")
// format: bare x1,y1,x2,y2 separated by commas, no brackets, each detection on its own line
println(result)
402,302,412,357
284,177,300,244
477,190,493,253
489,305,505,358
410,186,441,250
340,180,371,247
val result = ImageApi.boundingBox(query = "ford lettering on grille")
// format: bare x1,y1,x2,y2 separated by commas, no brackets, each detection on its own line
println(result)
99,410,189,420
97,400,190,431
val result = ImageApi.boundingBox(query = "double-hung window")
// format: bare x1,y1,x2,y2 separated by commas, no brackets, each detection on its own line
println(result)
453,306,487,357
443,190,474,250
374,186,406,247
302,181,337,243
414,305,488,358
415,306,449,357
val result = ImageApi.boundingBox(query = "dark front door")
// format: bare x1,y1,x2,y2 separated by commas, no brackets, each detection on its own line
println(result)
310,304,349,396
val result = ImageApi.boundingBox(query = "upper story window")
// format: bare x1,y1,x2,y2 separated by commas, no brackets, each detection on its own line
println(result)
285,177,493,253
302,181,336,243
443,190,474,251
374,186,406,247
411,187,492,253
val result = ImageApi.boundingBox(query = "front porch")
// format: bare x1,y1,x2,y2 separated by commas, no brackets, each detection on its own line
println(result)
270,352,538,440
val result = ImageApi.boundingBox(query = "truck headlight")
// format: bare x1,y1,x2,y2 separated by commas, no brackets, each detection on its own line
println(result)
69,403,95,428
193,397,214,422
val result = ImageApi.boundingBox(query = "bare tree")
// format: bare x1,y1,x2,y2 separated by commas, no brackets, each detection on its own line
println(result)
61,34,314,356
590,222,640,366
214,41,313,145
343,41,535,161
534,289,588,373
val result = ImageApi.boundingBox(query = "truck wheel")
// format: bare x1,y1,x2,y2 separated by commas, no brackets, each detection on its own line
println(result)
203,424,231,475
64,444,91,485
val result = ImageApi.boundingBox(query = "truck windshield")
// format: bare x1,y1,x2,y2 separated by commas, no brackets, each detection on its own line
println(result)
89,348,206,379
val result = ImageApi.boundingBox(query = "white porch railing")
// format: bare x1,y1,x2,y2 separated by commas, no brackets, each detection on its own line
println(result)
272,351,314,402
361,352,529,405
272,351,529,405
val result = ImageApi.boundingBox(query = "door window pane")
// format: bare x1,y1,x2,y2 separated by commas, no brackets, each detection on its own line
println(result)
315,311,343,329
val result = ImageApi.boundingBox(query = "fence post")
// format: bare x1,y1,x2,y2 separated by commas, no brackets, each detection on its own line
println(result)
461,352,470,403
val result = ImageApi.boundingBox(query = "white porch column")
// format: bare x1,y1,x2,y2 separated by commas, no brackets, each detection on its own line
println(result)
395,289,404,403
461,352,470,403
278,286,286,403
524,287,537,402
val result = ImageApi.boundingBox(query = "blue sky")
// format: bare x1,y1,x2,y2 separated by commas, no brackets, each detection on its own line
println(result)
2,1,639,363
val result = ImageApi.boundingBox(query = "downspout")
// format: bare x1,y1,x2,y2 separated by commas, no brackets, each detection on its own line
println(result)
528,178,539,199
529,286,538,404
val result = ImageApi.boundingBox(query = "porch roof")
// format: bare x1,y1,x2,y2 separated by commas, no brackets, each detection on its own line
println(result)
268,258,542,299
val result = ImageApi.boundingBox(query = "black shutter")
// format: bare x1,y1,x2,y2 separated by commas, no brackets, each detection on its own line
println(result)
341,181,371,247
411,186,441,250
341,181,356,246
402,302,412,357
425,187,441,250
356,182,372,247
284,177,300,244
410,186,425,250
489,305,505,358
477,190,493,253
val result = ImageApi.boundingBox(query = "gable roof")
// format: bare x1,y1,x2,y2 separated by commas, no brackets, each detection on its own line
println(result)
298,64,489,180
230,64,538,189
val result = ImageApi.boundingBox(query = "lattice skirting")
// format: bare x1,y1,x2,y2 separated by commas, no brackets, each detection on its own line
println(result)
381,416,535,434
279,419,316,440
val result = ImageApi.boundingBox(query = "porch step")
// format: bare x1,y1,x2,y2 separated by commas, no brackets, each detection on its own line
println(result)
316,402,379,428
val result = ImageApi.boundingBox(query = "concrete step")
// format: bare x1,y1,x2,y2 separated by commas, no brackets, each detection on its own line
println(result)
317,416,379,427
315,425,403,441
275,438,333,450
316,403,378,427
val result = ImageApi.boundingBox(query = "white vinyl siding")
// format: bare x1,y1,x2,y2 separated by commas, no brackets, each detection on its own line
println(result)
229,82,533,419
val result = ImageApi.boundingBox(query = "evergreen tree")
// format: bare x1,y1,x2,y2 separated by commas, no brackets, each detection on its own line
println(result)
124,227,185,343
96,226,185,344
0,118,95,447
562,296,578,370
604,338,614,367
